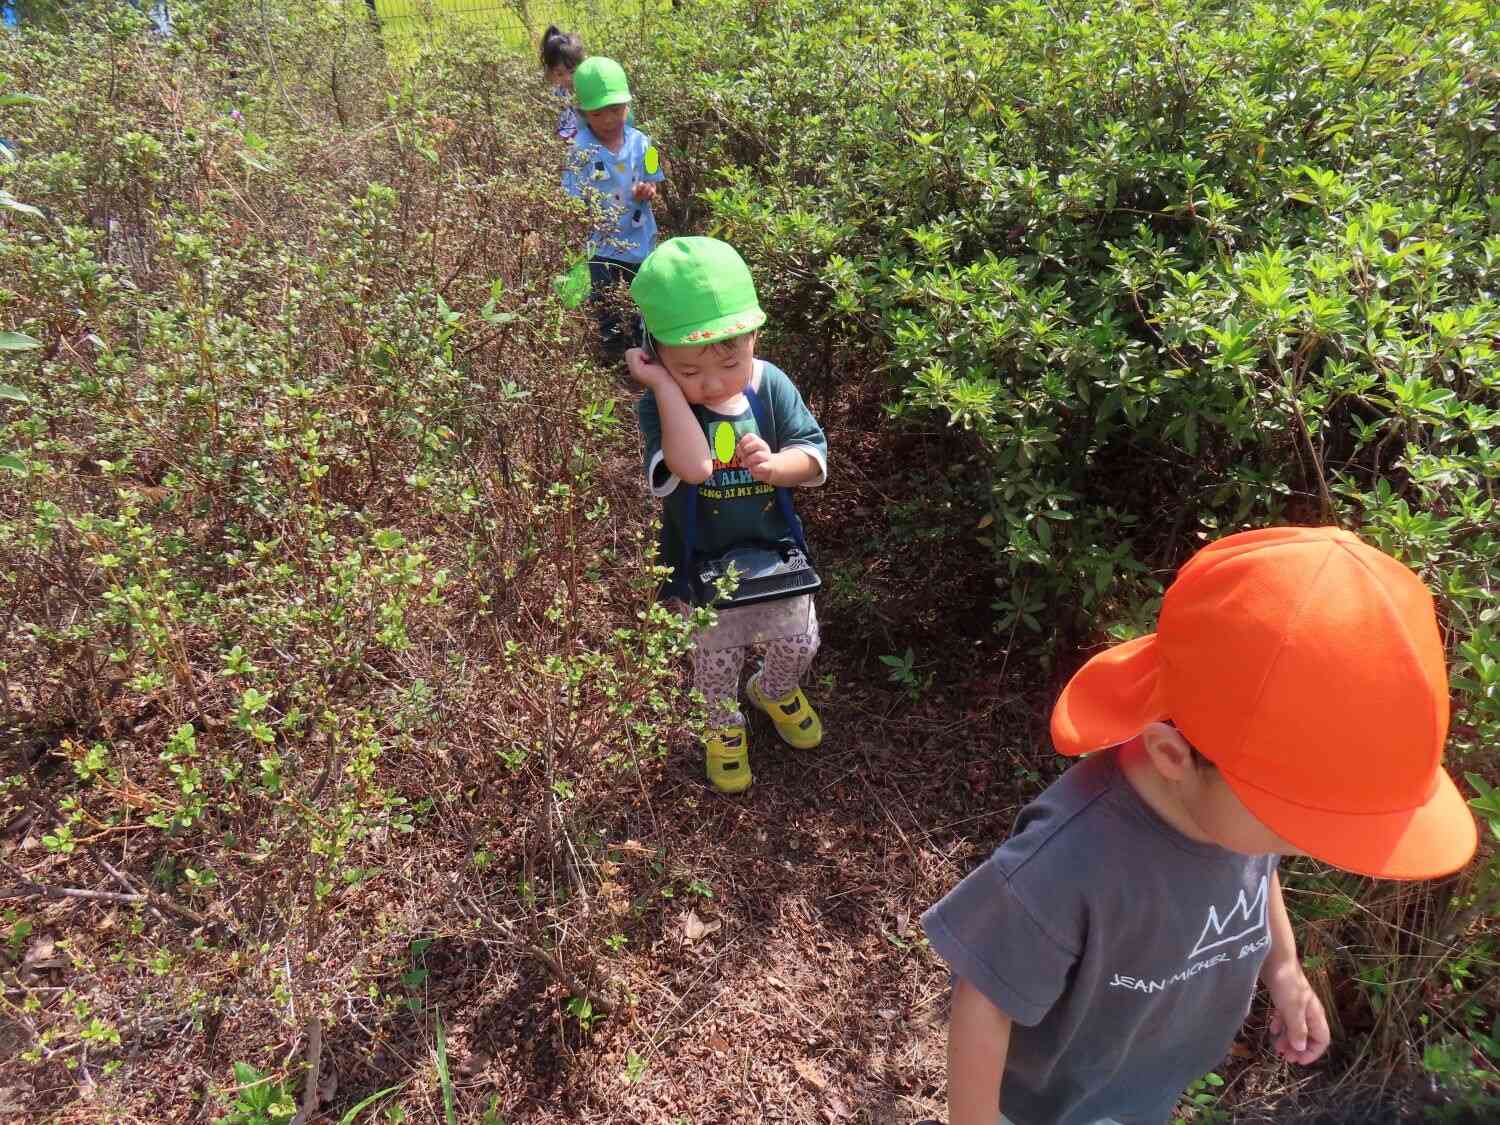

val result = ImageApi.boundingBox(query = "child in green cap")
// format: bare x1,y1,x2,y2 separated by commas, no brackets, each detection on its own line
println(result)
629,237,829,794
563,56,664,358
539,27,635,141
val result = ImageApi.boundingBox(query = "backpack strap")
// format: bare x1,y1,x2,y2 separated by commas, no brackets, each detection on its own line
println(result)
679,374,809,568
745,381,809,555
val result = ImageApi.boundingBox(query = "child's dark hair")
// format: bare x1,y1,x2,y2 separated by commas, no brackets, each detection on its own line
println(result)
539,26,585,72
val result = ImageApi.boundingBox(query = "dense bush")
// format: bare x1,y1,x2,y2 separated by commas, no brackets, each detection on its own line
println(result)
620,0,1497,666
607,0,1500,1104
1,3,703,1118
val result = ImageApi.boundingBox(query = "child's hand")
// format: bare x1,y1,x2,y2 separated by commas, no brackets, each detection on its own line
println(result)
625,347,668,389
1264,964,1330,1065
737,432,777,483
632,180,657,202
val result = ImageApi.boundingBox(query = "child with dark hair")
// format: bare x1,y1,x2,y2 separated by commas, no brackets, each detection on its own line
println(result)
539,25,585,140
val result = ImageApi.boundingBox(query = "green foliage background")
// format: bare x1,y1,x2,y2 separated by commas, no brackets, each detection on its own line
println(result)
614,0,1498,715
368,0,671,56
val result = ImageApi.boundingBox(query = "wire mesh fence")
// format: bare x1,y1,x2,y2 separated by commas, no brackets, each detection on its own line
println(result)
370,0,670,52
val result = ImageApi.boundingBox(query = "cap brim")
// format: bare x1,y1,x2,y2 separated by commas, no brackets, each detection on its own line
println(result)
1051,634,1170,756
578,93,631,111
1225,766,1478,880
654,306,766,347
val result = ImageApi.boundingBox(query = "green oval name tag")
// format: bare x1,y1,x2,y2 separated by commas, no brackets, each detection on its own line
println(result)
713,421,736,464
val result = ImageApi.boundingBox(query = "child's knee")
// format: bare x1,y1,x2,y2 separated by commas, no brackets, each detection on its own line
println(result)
768,629,819,667
692,642,745,679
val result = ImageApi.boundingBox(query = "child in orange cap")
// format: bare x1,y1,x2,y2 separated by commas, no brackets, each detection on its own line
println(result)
921,526,1478,1125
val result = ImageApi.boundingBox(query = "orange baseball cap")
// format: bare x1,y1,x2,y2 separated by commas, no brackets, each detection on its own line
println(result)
1051,526,1477,879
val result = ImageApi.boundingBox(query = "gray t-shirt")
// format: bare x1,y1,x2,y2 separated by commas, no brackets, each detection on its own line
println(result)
922,751,1278,1125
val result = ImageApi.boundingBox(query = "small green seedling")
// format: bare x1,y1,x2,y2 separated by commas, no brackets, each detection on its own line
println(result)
554,260,591,309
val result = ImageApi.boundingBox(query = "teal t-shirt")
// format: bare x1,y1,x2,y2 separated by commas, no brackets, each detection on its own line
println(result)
638,360,828,601
562,123,664,264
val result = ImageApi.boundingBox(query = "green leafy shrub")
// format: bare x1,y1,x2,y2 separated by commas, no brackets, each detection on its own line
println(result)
623,0,1496,652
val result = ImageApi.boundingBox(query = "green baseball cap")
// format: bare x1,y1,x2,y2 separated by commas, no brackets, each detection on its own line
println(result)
574,57,631,112
631,237,767,346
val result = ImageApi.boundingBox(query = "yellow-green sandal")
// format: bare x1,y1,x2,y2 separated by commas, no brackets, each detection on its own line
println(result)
704,726,752,794
748,675,823,750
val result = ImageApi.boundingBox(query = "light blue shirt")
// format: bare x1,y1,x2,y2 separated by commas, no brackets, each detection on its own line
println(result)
562,123,664,265
552,88,579,140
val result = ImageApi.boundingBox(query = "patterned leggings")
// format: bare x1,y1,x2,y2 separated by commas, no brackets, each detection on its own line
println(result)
691,603,821,728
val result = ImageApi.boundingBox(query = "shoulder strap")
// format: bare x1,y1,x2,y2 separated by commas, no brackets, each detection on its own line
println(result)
746,382,809,555
679,379,809,565
747,362,777,447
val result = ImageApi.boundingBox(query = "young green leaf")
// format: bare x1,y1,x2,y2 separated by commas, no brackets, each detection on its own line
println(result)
435,1011,456,1125
0,332,42,352
337,1084,405,1125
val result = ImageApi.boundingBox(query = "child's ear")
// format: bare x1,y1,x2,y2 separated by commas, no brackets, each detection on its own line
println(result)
1139,721,1196,781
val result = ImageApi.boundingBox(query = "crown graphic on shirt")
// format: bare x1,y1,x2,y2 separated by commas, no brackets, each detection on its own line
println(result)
1187,875,1268,960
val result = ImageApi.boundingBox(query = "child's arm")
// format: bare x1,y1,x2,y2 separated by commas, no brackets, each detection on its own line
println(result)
948,977,1012,1125
1258,870,1330,1065
627,349,713,483
735,435,821,487
632,135,665,201
751,364,827,487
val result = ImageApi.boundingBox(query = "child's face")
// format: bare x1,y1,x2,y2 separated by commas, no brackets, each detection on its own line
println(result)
581,103,628,145
548,64,574,90
653,332,756,410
